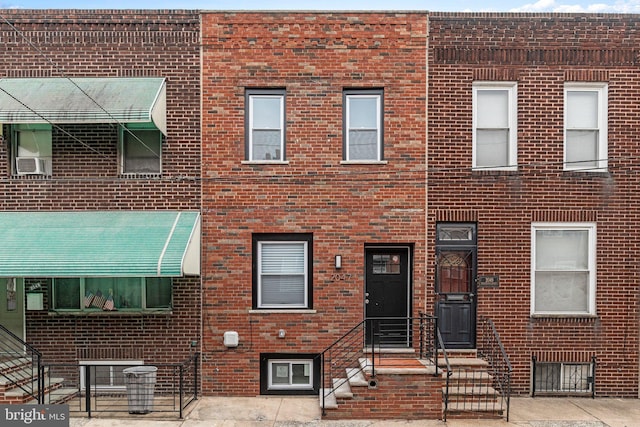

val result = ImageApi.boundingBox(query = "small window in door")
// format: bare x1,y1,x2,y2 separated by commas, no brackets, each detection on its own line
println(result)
372,254,401,274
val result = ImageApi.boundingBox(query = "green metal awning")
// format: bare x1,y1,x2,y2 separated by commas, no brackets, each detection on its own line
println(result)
0,211,200,277
0,77,167,135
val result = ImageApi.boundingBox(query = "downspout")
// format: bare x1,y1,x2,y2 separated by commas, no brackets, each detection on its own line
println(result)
424,11,430,318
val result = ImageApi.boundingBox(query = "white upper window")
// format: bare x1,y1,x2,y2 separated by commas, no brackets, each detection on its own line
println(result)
246,89,285,162
344,90,383,162
564,83,608,171
472,82,517,170
531,223,596,316
12,124,52,175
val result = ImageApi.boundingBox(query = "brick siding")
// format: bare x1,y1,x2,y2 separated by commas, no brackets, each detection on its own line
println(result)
0,10,201,366
429,12,640,397
201,12,428,395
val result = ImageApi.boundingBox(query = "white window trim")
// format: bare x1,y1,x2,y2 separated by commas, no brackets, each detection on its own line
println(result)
79,360,143,391
267,359,314,390
248,93,285,162
257,240,309,309
530,222,597,316
472,82,518,171
564,83,608,172
345,92,382,162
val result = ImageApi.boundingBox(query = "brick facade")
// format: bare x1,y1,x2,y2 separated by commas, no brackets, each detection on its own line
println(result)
0,10,201,366
429,12,640,397
201,12,427,395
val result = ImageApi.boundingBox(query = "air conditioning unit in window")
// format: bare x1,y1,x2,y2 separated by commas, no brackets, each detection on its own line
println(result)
16,157,45,175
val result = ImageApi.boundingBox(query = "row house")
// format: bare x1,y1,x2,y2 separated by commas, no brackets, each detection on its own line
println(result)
0,9,202,403
429,12,640,398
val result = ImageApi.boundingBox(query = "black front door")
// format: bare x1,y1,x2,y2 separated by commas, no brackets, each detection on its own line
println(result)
435,224,477,349
365,247,411,347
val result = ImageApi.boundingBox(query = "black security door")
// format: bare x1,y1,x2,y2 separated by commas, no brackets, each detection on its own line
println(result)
365,247,411,347
435,224,477,349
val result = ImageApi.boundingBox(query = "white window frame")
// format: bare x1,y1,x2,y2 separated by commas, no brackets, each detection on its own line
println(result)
564,83,608,172
79,360,143,392
472,82,517,170
531,222,596,316
344,90,383,162
247,90,285,162
257,240,309,309
267,359,314,391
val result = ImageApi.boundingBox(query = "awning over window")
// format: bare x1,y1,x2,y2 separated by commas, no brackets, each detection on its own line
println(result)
0,211,200,277
0,77,167,135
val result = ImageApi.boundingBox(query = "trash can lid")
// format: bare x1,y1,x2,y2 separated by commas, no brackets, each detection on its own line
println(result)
123,366,158,375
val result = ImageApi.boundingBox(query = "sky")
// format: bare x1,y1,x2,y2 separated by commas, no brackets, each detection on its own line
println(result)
1,0,640,13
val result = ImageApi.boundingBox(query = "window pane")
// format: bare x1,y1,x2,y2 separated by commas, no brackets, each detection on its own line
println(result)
55,278,81,309
146,278,172,308
291,363,311,385
563,364,590,391
567,91,598,128
477,90,508,128
252,130,282,160
124,129,161,173
261,275,305,305
348,130,378,160
348,97,378,128
252,97,282,129
535,363,561,392
535,271,589,312
261,243,305,274
476,129,508,167
536,230,588,270
566,130,598,167
86,277,142,310
271,363,290,385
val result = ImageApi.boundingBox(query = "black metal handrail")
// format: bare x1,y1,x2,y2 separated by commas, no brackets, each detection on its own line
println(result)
436,327,452,422
478,316,513,421
0,323,43,404
320,314,438,415
42,352,199,419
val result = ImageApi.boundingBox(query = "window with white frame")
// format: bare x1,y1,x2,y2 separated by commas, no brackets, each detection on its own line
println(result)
472,82,517,170
253,233,312,309
12,124,52,175
79,361,143,391
120,124,162,175
564,83,608,171
531,223,596,315
246,89,285,162
268,359,313,390
344,89,383,161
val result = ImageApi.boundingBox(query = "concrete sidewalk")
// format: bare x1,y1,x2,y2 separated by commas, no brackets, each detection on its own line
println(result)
69,396,640,427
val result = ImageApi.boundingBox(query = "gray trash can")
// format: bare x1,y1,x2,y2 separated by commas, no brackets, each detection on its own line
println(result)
122,365,157,414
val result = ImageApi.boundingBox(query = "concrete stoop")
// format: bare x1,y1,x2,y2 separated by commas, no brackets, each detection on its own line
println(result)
0,357,77,405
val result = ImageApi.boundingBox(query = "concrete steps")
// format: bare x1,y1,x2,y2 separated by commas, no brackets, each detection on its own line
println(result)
0,357,77,405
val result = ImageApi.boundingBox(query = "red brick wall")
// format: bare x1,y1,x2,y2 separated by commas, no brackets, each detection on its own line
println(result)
429,13,640,397
201,12,427,395
0,10,201,365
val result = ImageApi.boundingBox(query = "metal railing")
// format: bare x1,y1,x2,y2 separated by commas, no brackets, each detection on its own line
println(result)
477,316,513,421
42,352,199,419
320,315,439,415
532,355,596,398
437,328,452,422
0,324,43,404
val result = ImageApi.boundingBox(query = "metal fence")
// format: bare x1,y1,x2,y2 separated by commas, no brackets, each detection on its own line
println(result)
42,353,199,419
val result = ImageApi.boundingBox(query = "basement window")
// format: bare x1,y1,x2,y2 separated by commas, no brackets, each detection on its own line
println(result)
79,360,143,392
533,362,593,394
260,353,320,395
